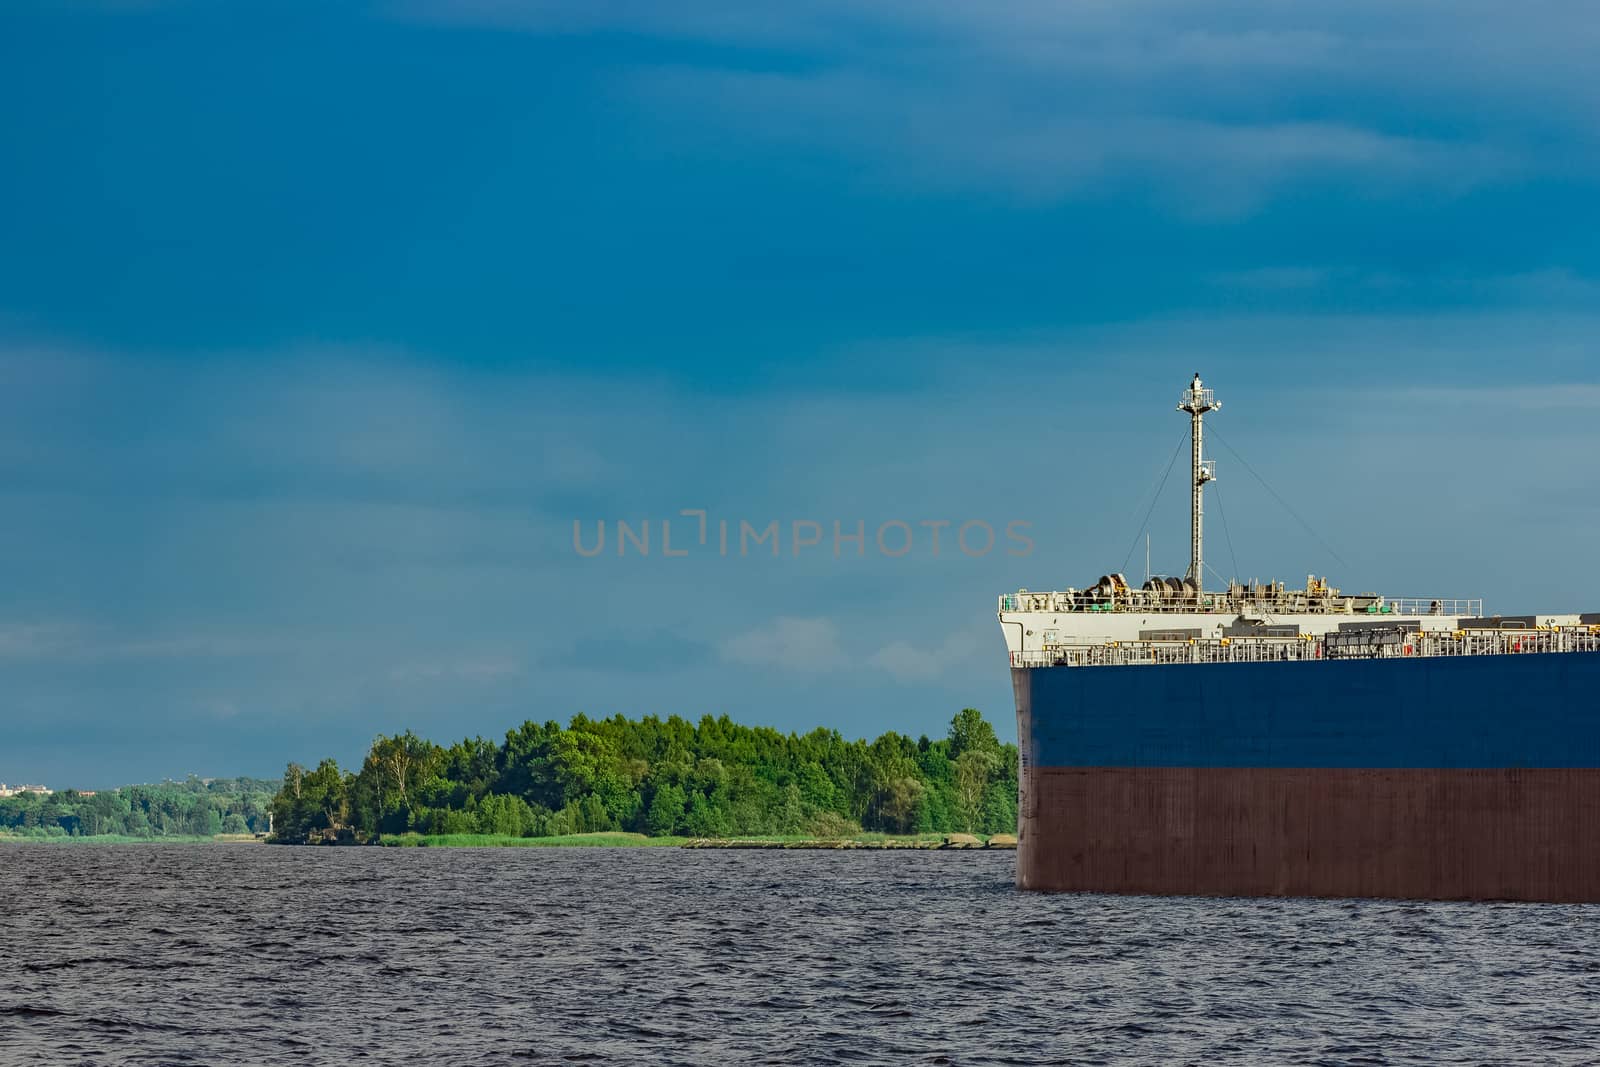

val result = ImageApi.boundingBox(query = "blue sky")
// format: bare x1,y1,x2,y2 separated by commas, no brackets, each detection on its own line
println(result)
2,1,1597,787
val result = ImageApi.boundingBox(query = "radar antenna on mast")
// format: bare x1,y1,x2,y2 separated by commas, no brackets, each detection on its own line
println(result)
1177,373,1219,598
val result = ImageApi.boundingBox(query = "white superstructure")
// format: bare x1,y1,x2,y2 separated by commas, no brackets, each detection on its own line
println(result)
998,374,1600,667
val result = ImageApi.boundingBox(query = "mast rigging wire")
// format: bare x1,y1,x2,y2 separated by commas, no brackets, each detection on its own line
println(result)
1212,479,1242,584
1208,426,1348,570
1120,428,1190,576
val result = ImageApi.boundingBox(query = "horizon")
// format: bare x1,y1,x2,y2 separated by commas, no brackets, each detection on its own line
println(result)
3,1,1597,788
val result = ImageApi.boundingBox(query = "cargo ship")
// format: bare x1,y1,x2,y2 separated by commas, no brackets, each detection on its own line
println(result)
998,375,1600,902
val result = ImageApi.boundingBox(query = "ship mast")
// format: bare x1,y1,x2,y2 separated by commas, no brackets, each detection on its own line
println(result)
1178,373,1219,598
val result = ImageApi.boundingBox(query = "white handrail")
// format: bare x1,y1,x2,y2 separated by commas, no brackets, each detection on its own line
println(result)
999,592,1485,617
1009,628,1600,669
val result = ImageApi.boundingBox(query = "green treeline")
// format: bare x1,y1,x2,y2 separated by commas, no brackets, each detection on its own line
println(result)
270,709,1018,845
0,777,277,839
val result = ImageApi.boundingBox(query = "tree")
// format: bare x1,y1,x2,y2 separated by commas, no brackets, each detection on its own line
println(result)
683,791,729,838
497,720,562,809
949,708,1000,760
355,732,441,836
954,749,997,833
305,759,350,836
645,783,686,836
370,732,439,810
476,793,535,837
874,776,926,834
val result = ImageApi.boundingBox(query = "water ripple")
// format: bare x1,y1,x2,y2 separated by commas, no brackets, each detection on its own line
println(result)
2,845,1598,1064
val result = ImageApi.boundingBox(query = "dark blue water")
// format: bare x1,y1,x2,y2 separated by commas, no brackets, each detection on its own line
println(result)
3,844,1598,1065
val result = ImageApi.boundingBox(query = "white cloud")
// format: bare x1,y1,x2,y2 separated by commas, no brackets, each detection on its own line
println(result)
384,659,521,684
0,624,77,660
869,628,988,684
868,641,941,683
387,657,523,683
1209,266,1600,305
719,616,847,672
0,623,274,663
1390,384,1600,411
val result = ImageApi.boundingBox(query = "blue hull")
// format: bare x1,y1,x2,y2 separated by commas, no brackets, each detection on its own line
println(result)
1023,651,1600,768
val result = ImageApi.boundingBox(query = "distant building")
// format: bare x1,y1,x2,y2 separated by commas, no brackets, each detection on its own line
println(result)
0,783,52,797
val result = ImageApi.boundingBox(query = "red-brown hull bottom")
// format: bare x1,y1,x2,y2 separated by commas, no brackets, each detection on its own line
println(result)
1018,767,1600,902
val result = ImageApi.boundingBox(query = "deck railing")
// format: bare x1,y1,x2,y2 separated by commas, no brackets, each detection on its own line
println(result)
1009,628,1600,669
1381,598,1485,617
998,593,1484,617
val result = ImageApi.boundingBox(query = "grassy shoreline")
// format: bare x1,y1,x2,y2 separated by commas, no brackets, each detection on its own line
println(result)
3,830,1017,849
0,832,265,845
379,831,1014,849
379,831,689,848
